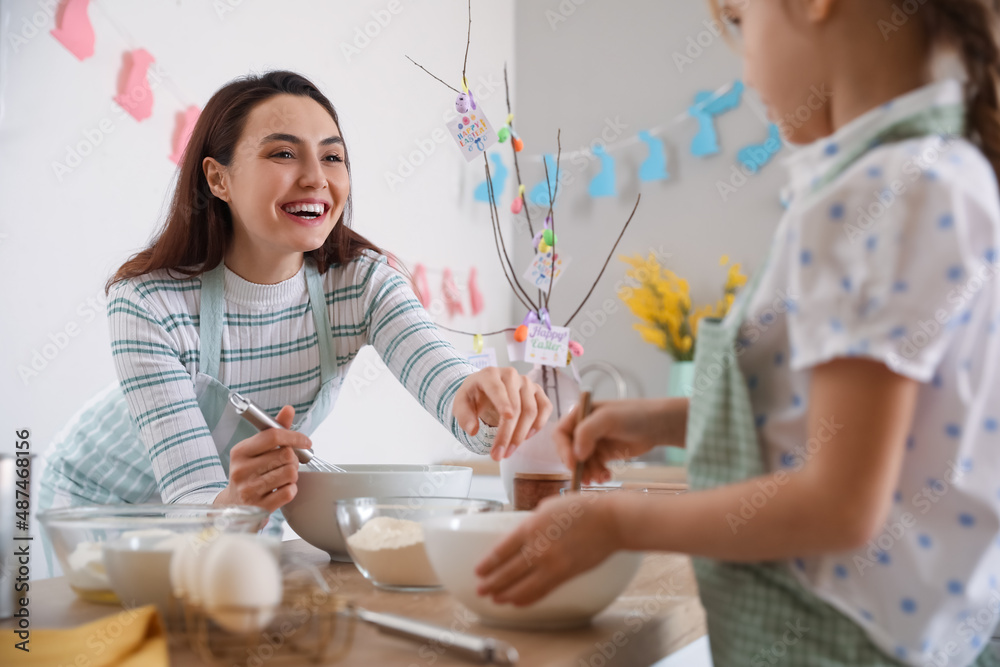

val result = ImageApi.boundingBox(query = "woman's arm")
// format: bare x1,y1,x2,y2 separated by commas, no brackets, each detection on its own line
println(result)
358,255,548,456
108,280,230,504
476,357,918,604
110,280,308,510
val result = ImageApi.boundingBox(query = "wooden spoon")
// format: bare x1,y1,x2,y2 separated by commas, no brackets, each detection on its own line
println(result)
571,391,594,492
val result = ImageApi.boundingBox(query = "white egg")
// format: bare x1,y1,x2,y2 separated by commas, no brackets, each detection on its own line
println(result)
66,541,110,591
170,530,218,604
201,534,282,634
168,534,197,600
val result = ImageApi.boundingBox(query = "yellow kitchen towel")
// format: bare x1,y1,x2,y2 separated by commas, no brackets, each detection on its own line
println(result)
1,604,167,666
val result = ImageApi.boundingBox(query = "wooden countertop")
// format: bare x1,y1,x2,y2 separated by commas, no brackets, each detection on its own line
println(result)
5,539,706,666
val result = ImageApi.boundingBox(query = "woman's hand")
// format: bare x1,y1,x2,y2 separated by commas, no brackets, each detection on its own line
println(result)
554,398,688,484
474,493,621,606
214,405,309,512
453,367,553,461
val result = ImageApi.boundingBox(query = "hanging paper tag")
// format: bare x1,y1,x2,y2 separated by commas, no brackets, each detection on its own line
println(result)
466,348,498,370
449,108,498,162
523,252,571,290
505,329,527,363
525,324,571,367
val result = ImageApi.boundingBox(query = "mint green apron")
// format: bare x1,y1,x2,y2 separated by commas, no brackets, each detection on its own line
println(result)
685,106,1000,666
39,259,340,566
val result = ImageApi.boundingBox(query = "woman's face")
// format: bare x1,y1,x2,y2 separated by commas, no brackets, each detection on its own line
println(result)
207,94,351,262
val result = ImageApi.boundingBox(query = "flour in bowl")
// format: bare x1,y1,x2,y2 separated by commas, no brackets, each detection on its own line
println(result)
346,516,440,588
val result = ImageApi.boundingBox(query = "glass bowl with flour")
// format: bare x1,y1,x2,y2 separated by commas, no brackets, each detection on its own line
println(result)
336,497,503,591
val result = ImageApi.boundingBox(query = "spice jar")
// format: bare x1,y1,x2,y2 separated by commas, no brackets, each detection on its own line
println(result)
512,472,572,511
500,365,580,505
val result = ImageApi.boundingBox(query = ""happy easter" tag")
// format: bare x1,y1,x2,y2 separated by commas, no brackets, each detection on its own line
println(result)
466,348,498,370
523,252,571,290
525,324,571,368
449,108,498,162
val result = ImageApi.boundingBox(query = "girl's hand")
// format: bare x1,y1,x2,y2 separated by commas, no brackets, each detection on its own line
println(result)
214,405,310,513
474,493,621,606
554,398,682,485
454,367,553,461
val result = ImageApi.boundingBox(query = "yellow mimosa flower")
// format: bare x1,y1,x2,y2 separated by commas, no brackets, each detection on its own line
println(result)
620,252,747,361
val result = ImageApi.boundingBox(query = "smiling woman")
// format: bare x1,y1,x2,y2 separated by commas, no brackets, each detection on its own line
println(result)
38,71,551,520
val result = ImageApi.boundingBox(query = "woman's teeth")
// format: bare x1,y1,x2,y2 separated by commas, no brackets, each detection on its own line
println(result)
282,202,325,219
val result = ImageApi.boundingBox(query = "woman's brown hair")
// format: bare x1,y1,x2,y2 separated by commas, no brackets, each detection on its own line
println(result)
107,70,383,293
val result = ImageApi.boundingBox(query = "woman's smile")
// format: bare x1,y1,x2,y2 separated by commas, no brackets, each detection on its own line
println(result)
279,198,332,227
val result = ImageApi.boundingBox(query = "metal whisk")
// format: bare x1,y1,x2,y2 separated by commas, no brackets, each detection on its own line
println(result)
229,391,346,473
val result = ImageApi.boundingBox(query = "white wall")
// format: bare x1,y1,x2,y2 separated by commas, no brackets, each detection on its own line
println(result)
510,0,788,400
0,0,516,465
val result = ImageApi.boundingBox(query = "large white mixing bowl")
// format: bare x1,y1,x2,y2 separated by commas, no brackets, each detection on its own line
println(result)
423,511,642,630
283,464,472,561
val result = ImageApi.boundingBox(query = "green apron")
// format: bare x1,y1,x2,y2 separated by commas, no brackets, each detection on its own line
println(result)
39,259,340,566
684,106,1000,666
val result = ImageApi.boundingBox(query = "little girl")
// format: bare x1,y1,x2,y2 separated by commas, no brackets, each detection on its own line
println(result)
39,70,551,515
477,1,1000,665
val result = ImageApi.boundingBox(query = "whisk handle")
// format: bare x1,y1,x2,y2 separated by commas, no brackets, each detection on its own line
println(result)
229,391,314,464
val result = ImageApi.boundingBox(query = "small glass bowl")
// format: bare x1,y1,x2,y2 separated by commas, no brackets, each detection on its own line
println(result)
335,496,503,592
38,504,268,606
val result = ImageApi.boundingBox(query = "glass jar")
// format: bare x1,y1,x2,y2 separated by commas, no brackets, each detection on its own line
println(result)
499,364,581,505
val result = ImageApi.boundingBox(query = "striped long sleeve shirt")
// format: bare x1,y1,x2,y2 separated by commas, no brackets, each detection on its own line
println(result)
93,251,493,504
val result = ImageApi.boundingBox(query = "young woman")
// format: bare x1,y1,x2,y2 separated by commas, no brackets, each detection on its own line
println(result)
477,1,1000,665
40,70,551,515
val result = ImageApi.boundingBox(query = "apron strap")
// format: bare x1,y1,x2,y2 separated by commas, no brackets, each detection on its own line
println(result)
198,262,227,380
731,250,773,326
305,259,337,383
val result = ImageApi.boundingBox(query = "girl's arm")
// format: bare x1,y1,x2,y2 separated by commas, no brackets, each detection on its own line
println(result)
476,357,918,604
552,397,689,484
616,357,917,558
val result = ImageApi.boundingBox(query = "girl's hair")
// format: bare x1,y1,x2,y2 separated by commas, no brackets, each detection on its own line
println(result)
107,70,384,293
924,1,1000,179
706,0,1000,180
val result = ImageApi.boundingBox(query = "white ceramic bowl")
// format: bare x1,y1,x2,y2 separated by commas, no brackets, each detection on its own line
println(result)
283,464,473,561
422,511,643,630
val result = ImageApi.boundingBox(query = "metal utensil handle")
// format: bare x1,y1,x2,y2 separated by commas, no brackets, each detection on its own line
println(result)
229,391,314,464
354,608,518,665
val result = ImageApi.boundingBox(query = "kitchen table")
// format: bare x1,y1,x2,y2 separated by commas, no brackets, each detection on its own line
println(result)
3,538,707,666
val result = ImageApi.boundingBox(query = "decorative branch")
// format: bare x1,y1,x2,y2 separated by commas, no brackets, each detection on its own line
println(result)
503,64,534,237
542,130,562,310
485,157,540,312
408,0,473,96
404,56,461,94
462,0,471,88
564,194,642,326
500,63,545,308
